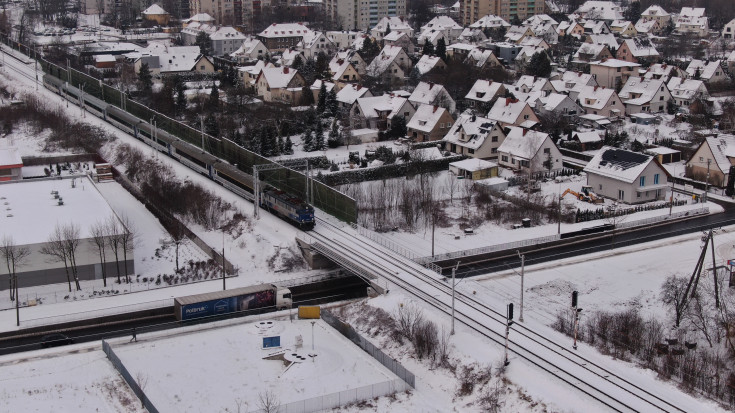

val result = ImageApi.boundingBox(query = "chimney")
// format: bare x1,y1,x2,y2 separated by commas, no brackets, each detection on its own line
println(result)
594,85,598,91
429,81,434,89
523,129,528,136
506,97,511,106
433,105,438,113
284,67,289,73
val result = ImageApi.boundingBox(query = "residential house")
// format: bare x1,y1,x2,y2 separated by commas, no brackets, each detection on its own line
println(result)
515,45,549,66
523,14,559,44
141,4,170,25
610,20,637,37
383,32,416,54
575,1,624,22
570,130,603,151
230,37,268,63
676,7,708,36
497,127,563,173
442,111,506,159
350,94,416,131
634,19,660,35
464,79,506,112
329,57,360,87
558,20,585,38
584,146,670,203
335,83,372,111
487,98,539,127
616,38,660,64
576,85,625,117
642,63,685,83
617,77,672,114
334,50,367,76
573,43,613,63
640,5,671,26
406,104,455,142
535,92,584,117
668,77,710,108
469,14,510,30
419,16,463,45
583,20,611,35
366,45,412,83
466,48,502,70
414,54,447,76
687,134,735,187
482,42,524,64
134,46,215,75
589,59,641,89
297,31,336,59
257,23,314,52
586,33,618,51
255,66,306,104
210,27,247,56
458,28,488,43
514,75,555,95
277,49,305,67
310,80,336,102
326,31,363,49
550,71,598,100
449,158,498,180
370,17,414,41
408,81,457,114
237,60,265,89
505,26,534,44
723,18,735,39
685,60,728,84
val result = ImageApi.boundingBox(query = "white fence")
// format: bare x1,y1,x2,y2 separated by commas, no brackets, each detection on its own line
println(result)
352,224,419,260
617,207,709,230
22,298,173,328
415,234,562,265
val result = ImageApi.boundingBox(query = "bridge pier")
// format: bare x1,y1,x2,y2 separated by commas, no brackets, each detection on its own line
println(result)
296,238,338,270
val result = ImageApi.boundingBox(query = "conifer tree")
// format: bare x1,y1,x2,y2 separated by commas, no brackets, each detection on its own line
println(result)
283,136,294,154
314,121,325,150
316,82,327,114
302,128,314,151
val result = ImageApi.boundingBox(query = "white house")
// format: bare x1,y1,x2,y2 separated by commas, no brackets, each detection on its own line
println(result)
442,110,506,159
464,79,506,111
723,18,735,39
685,60,728,84
667,77,710,107
497,127,563,173
230,37,268,63
487,98,539,127
676,7,708,36
366,45,412,83
350,94,416,131
408,82,456,114
617,77,672,114
370,17,414,41
576,85,625,117
584,146,670,203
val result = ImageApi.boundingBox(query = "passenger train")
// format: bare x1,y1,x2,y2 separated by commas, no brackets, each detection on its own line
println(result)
43,74,316,230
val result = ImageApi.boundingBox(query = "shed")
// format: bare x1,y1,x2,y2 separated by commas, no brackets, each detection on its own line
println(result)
449,158,498,180
630,113,660,125
476,176,509,191
94,54,116,69
646,146,681,164
0,147,23,181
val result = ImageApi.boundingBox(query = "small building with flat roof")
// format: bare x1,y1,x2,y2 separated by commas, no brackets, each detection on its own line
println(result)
449,158,498,180
0,148,23,181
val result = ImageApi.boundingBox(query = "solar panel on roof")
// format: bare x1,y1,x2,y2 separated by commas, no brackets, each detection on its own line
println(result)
599,149,649,170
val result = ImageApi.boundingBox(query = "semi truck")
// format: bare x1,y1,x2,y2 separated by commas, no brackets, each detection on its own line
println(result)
174,284,293,321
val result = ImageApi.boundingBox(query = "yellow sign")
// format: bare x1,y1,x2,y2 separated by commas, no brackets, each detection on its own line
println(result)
298,306,321,319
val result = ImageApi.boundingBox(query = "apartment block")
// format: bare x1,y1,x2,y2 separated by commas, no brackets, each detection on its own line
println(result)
460,0,545,26
325,0,407,30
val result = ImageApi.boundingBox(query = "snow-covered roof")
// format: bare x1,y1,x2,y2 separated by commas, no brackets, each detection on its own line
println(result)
621,38,659,58
537,93,574,112
465,79,504,103
407,104,449,133
0,147,22,167
230,38,266,58
142,4,167,15
0,177,122,245
577,85,616,110
576,1,624,21
258,66,300,89
450,158,497,172
94,54,116,63
590,58,640,68
310,79,335,92
336,83,371,105
703,135,735,173
328,58,352,80
487,98,530,123
211,26,246,41
366,45,405,76
583,20,609,34
466,48,498,68
355,94,409,120
415,54,443,75
642,5,669,17
372,17,412,33
442,111,501,150
237,60,265,78
277,49,304,66
154,47,204,73
186,13,214,23
685,60,722,80
574,43,608,59
573,131,602,143
497,127,550,160
583,146,658,183
610,20,633,30
642,63,681,81
634,19,658,34
298,31,332,50
421,16,462,32
667,77,707,101
258,23,313,39
383,31,408,42
469,15,510,29
680,7,705,18
409,82,450,106
522,14,559,29
618,77,666,105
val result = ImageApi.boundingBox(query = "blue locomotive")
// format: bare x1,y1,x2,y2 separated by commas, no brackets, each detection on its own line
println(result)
260,187,315,230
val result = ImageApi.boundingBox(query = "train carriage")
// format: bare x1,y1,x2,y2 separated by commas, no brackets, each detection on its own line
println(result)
260,187,315,230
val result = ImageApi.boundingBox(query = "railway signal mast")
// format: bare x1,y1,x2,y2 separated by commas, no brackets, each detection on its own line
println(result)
572,291,582,350
504,303,514,366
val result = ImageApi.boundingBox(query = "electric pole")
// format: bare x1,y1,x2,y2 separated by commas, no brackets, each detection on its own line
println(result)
517,250,525,322
451,261,460,335
572,291,582,350
504,303,514,366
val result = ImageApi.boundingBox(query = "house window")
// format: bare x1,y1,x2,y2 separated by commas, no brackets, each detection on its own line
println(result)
492,136,498,142
654,174,659,185
637,191,642,198
544,148,550,154
502,155,509,162
492,148,498,153
468,149,475,154
699,156,704,162
599,184,602,190
447,122,452,127
404,112,409,117
440,123,445,128
640,176,645,186
618,189,625,200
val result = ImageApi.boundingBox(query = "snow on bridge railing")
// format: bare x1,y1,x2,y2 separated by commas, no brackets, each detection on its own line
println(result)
22,298,174,328
414,234,562,265
616,207,709,230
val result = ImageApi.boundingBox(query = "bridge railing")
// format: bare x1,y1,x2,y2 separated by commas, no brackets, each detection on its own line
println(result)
22,298,173,328
414,234,562,265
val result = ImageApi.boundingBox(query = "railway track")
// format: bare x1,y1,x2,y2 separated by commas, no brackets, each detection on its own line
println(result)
308,218,689,412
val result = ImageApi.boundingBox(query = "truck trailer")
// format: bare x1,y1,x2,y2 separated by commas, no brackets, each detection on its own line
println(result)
174,284,293,321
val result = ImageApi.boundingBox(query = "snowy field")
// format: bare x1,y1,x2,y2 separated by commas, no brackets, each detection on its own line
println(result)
0,347,144,412
112,318,403,412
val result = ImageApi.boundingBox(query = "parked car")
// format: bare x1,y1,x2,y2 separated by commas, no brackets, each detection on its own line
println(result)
40,333,75,348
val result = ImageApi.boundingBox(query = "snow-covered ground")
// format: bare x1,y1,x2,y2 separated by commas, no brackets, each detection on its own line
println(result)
0,347,144,412
111,317,404,412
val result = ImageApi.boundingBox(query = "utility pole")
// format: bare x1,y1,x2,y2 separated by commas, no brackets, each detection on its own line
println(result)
222,228,226,291
517,250,525,322
431,209,436,257
669,166,675,215
504,303,514,366
199,115,205,151
451,261,460,335
572,291,582,350
557,183,562,234
704,159,711,203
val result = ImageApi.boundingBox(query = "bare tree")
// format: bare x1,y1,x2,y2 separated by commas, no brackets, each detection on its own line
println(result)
40,224,73,292
257,390,280,413
1,236,30,304
168,220,187,274
661,274,689,328
90,221,109,287
62,223,82,291
107,216,122,283
119,214,136,283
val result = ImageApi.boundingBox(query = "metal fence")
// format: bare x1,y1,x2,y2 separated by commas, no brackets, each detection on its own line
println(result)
617,207,709,230
415,234,562,264
352,224,419,260
250,379,410,413
22,298,173,328
322,309,415,388
102,340,160,413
